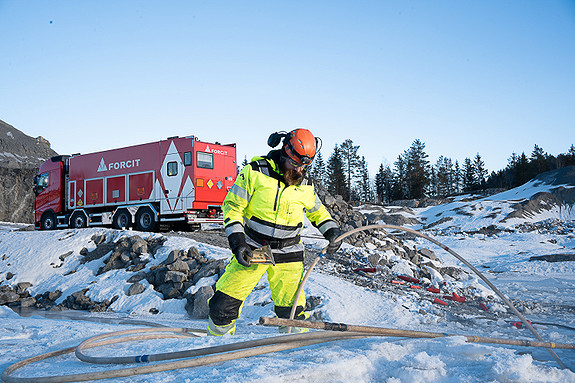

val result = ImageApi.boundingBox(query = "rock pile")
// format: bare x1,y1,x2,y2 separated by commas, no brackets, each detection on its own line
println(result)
312,183,466,286
80,234,167,274
314,184,374,248
142,247,225,299
1,233,226,318
514,218,575,235
363,206,421,227
0,283,117,312
0,283,34,307
315,183,423,251
310,186,475,296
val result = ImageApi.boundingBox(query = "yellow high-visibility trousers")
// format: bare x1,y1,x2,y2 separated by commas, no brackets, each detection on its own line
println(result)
208,257,307,336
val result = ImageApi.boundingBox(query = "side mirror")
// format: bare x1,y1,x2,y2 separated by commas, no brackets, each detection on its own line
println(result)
33,175,39,195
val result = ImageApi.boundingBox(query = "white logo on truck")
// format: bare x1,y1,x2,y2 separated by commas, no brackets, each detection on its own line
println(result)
205,145,228,156
97,158,141,172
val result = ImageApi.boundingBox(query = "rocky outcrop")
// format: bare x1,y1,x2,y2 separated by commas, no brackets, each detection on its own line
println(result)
0,167,38,223
0,120,58,224
0,120,56,169
529,253,575,262
503,186,575,222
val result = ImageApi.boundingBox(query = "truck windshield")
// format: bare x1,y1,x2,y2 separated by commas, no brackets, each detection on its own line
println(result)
37,172,49,192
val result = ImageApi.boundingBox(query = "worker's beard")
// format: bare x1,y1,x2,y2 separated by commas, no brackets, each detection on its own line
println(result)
284,169,304,186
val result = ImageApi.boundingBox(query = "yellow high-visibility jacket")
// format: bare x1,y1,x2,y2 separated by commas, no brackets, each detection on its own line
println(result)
223,150,337,263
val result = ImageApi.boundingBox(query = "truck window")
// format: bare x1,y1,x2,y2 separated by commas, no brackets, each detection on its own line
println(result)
184,152,192,166
167,161,178,176
37,172,49,192
197,151,213,169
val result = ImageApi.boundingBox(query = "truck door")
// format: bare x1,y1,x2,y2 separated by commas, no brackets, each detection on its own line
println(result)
224,152,236,193
160,141,185,214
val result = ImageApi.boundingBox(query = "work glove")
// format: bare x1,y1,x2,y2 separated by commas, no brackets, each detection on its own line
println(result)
323,227,343,255
227,232,253,267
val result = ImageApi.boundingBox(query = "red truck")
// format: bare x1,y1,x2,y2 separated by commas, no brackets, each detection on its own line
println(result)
33,136,236,231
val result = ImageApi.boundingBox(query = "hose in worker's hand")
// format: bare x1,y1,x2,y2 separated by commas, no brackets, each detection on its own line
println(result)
288,224,568,370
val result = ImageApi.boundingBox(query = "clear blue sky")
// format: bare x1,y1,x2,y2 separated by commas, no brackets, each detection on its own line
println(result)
1,1,574,176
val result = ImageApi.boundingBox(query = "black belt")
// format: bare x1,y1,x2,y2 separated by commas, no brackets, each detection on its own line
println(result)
245,226,301,249
265,236,301,249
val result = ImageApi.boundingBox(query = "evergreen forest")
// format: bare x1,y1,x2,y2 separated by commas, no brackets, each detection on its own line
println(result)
305,140,575,205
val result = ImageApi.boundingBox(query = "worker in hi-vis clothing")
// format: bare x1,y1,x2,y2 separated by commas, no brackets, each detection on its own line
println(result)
207,128,343,336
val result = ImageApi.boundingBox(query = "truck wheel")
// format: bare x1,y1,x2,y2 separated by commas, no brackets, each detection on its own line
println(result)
113,210,131,229
135,207,157,231
70,212,87,228
41,212,56,230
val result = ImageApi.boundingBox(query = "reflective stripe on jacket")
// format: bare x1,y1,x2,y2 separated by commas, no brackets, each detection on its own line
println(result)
223,151,336,263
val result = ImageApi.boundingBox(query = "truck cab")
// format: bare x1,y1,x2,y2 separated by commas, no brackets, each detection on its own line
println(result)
33,156,68,230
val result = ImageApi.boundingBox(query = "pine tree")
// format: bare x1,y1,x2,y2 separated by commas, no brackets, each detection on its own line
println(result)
375,164,393,204
473,153,487,190
514,152,530,186
356,156,371,202
462,158,475,192
434,156,454,197
566,144,575,166
429,167,438,198
453,160,461,194
530,144,549,176
326,144,347,199
339,139,361,202
309,150,326,185
405,139,430,199
375,164,385,203
340,140,359,198
392,154,408,200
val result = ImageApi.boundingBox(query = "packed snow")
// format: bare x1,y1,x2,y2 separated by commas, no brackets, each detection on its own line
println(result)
1,180,575,382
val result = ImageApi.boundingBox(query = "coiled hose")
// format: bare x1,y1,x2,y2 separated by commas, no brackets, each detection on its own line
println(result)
1,329,369,382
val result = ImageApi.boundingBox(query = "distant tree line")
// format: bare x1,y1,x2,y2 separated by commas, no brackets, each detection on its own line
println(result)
307,140,575,205
487,144,575,189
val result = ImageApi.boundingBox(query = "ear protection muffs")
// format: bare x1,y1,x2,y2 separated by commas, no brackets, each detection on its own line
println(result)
267,131,288,148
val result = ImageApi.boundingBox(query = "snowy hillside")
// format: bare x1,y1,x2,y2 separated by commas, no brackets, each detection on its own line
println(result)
365,167,575,235
1,171,575,382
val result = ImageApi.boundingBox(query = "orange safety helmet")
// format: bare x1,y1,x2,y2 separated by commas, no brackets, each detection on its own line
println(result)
282,128,317,165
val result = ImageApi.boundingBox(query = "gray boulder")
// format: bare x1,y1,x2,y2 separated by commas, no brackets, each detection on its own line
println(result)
190,286,214,319
127,282,146,296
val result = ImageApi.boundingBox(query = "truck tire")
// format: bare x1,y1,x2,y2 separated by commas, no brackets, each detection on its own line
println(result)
70,211,88,228
135,207,157,231
113,209,131,229
41,212,56,230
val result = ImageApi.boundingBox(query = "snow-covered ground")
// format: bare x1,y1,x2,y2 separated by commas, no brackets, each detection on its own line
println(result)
1,181,575,383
